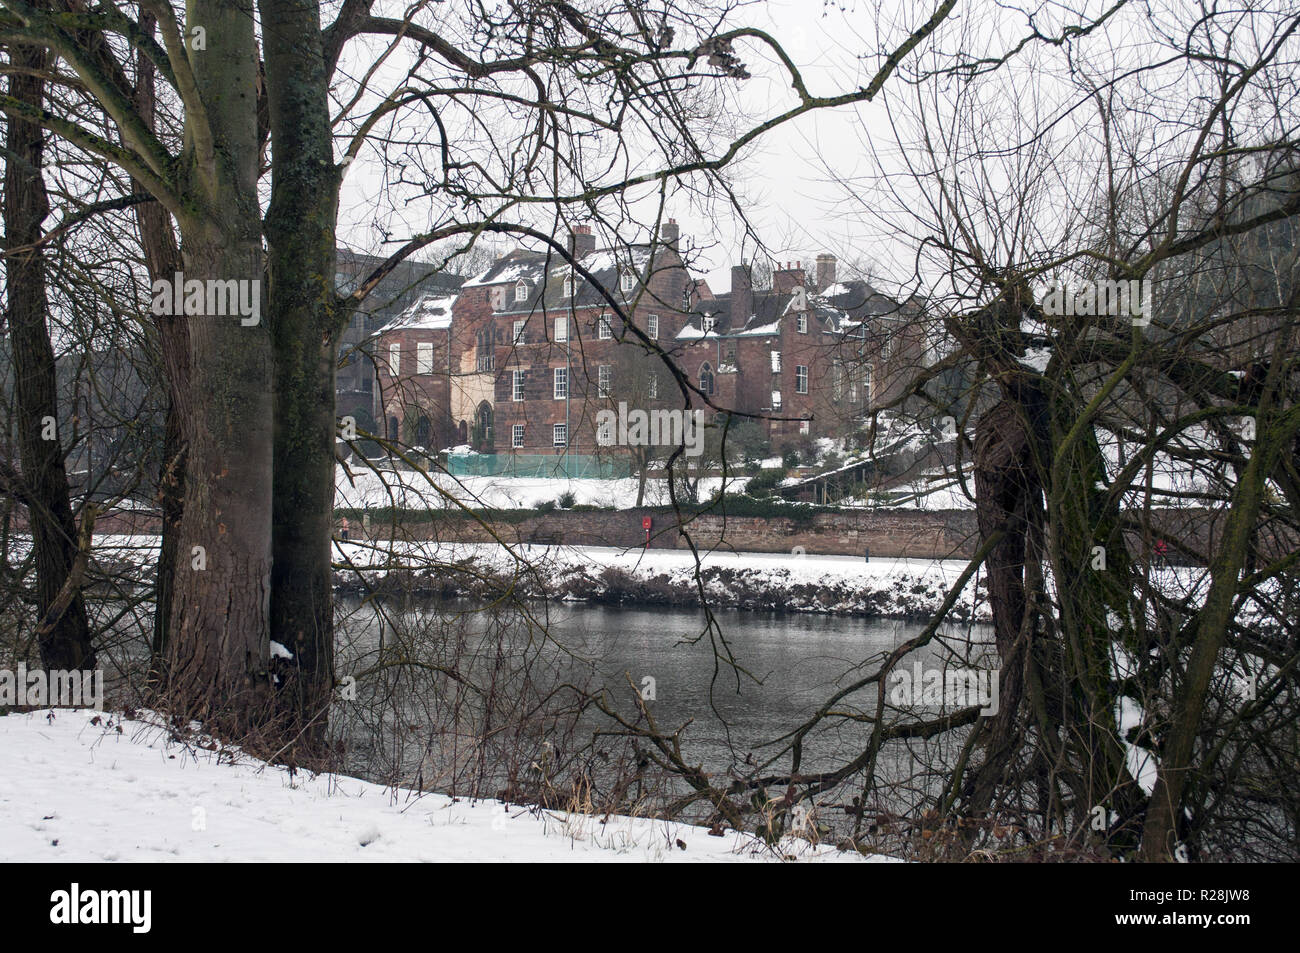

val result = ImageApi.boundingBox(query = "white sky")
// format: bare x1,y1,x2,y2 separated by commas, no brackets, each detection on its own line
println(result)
331,0,926,293
330,0,1291,301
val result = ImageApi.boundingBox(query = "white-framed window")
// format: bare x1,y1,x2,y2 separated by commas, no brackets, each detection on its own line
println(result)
620,269,635,293
598,364,611,397
554,316,568,342
388,342,400,376
647,313,659,339
700,362,714,396
596,415,613,444
799,420,810,435
563,271,575,297
702,314,715,333
553,367,568,399
416,341,433,375
797,313,808,334
512,369,525,401
515,279,528,302
648,374,658,399
771,390,782,410
553,423,567,447
771,350,782,373
513,320,526,344
598,313,613,339
832,360,844,401
795,365,808,394
512,424,525,448
863,364,873,405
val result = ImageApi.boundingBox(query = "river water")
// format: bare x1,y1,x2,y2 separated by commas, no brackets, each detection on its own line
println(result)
334,595,996,815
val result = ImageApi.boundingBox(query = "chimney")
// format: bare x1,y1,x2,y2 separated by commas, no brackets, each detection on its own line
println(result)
815,253,837,292
659,218,679,249
731,263,753,323
568,224,596,261
774,260,805,294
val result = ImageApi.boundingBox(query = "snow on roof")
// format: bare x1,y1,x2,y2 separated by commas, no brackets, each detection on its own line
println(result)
676,323,718,340
732,319,781,336
386,292,457,332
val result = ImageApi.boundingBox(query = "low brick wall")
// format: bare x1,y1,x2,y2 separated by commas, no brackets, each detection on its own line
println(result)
353,505,1291,565
359,507,981,559
14,500,1290,565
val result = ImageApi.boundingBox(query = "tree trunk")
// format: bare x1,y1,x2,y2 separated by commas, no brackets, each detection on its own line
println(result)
3,41,94,670
132,7,187,669
260,0,342,739
162,1,275,730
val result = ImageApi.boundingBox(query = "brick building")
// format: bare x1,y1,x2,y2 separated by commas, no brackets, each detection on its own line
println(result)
372,223,930,463
334,247,463,434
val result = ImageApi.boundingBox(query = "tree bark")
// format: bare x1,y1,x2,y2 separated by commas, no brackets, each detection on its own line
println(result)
259,0,342,739
161,1,275,729
3,41,94,670
131,6,187,669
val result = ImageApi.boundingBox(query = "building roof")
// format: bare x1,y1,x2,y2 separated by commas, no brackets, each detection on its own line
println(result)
461,244,673,314
384,292,458,333
673,278,909,341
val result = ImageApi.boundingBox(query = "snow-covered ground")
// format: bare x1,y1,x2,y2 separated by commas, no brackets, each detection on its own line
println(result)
0,709,881,863
336,464,743,511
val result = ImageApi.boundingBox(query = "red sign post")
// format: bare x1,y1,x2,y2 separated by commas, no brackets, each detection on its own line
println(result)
642,515,652,547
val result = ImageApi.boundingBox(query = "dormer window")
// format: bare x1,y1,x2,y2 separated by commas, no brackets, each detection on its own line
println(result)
702,314,715,333
563,272,575,297
620,269,636,293
514,279,529,302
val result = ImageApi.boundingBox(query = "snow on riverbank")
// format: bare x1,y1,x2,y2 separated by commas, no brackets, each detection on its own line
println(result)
0,709,877,863
332,540,996,621
67,532,1220,624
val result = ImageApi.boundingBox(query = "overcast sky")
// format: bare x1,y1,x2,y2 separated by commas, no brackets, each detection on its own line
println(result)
330,1,1254,300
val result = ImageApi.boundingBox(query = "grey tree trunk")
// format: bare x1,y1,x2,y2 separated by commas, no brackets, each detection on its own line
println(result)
161,1,275,729
260,0,342,740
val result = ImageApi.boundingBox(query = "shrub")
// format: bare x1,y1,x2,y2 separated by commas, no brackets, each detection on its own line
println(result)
744,465,788,497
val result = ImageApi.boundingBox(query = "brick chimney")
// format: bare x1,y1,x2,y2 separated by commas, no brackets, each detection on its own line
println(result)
730,263,753,323
815,253,837,292
568,224,596,261
774,260,805,294
659,218,679,249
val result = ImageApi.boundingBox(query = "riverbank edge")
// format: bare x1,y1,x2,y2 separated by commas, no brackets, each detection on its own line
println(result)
331,551,992,624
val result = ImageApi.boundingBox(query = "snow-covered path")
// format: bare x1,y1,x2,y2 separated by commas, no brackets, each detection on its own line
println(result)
0,710,879,863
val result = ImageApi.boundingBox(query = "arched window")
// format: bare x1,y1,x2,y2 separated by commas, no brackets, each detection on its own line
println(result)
415,416,432,448
387,416,399,440
473,401,494,450
699,362,714,397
